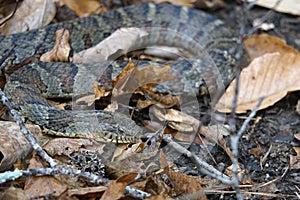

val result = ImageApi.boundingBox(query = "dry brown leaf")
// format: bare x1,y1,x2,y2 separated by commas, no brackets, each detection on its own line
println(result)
216,35,300,113
40,29,71,62
143,177,173,197
24,156,67,199
151,107,198,132
113,61,175,97
246,0,300,15
68,186,107,197
107,151,157,178
290,147,300,169
165,171,207,199
0,187,30,200
137,85,180,109
100,180,125,199
59,0,106,17
73,28,148,63
151,107,229,146
42,138,105,157
159,150,169,169
94,81,109,100
101,173,138,200
0,122,42,171
244,34,299,60
131,175,173,198
111,142,144,162
112,59,136,88
0,0,55,34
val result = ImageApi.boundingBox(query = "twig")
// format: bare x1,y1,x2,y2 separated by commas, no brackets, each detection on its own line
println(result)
230,97,264,200
0,167,109,185
125,186,152,199
163,135,233,185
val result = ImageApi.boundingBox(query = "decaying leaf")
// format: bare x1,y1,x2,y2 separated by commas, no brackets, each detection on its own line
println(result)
40,29,71,62
0,122,42,171
42,138,100,157
246,0,300,15
94,81,108,100
112,59,137,91
113,60,175,98
244,34,299,60
130,174,173,198
107,150,157,178
0,187,30,200
68,186,107,197
24,156,67,199
150,107,231,153
137,85,180,109
58,0,106,17
101,173,138,200
165,170,207,199
151,107,199,132
0,0,56,35
111,143,144,162
216,34,300,113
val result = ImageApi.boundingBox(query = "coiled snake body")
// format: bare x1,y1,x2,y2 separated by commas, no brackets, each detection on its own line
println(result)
1,3,238,143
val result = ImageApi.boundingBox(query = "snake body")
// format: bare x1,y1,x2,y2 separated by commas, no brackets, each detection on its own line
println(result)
2,3,239,143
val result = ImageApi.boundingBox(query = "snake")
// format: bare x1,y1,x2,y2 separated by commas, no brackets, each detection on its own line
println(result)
1,3,240,143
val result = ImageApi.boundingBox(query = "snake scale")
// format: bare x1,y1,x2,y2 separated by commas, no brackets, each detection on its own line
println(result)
1,3,239,143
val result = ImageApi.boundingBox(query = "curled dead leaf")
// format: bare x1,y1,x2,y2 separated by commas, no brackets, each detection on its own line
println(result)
113,61,175,98
40,29,71,62
137,85,180,109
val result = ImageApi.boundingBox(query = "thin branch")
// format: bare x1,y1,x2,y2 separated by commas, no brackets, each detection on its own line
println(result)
163,135,233,185
230,97,264,200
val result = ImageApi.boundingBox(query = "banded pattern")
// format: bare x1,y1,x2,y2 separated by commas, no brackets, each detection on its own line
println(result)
2,3,239,143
